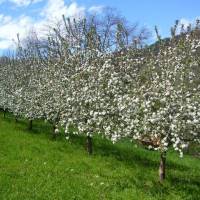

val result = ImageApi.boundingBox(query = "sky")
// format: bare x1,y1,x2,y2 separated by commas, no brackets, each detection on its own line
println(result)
0,0,200,55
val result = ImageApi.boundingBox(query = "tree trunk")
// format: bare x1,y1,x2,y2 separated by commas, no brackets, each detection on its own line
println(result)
52,125,56,139
159,151,166,182
86,135,93,155
29,120,33,130
15,117,18,123
3,110,6,118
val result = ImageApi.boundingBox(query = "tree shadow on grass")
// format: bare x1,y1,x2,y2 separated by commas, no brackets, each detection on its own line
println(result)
1,114,194,173
68,133,190,172
5,116,54,140
97,140,200,199
95,138,200,199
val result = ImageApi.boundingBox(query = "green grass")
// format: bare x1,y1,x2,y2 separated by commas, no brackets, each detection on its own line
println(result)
0,112,200,200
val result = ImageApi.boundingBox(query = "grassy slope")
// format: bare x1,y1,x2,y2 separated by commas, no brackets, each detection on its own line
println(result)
0,113,199,200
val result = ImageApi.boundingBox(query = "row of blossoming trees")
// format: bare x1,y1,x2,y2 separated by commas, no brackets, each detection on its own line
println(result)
0,15,200,181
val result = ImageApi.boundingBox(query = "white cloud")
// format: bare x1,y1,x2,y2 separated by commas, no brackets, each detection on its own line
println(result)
0,14,12,24
41,0,85,21
0,0,43,7
10,0,34,7
0,39,14,49
0,0,104,50
88,5,104,14
66,2,85,18
0,14,33,49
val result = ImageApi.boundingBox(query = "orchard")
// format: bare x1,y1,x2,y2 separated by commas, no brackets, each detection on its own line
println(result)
0,15,199,183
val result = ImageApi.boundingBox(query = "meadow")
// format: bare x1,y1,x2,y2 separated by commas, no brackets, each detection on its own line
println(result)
0,112,199,200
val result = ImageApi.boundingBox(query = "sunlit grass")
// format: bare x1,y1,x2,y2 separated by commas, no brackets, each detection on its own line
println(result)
0,112,199,200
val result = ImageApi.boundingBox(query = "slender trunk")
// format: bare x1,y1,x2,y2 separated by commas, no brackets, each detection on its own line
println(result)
52,125,56,139
3,110,6,118
159,151,166,182
29,120,33,130
15,117,18,123
86,135,93,155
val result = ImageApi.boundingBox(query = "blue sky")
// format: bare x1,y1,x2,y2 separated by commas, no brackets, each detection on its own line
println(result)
0,0,200,55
